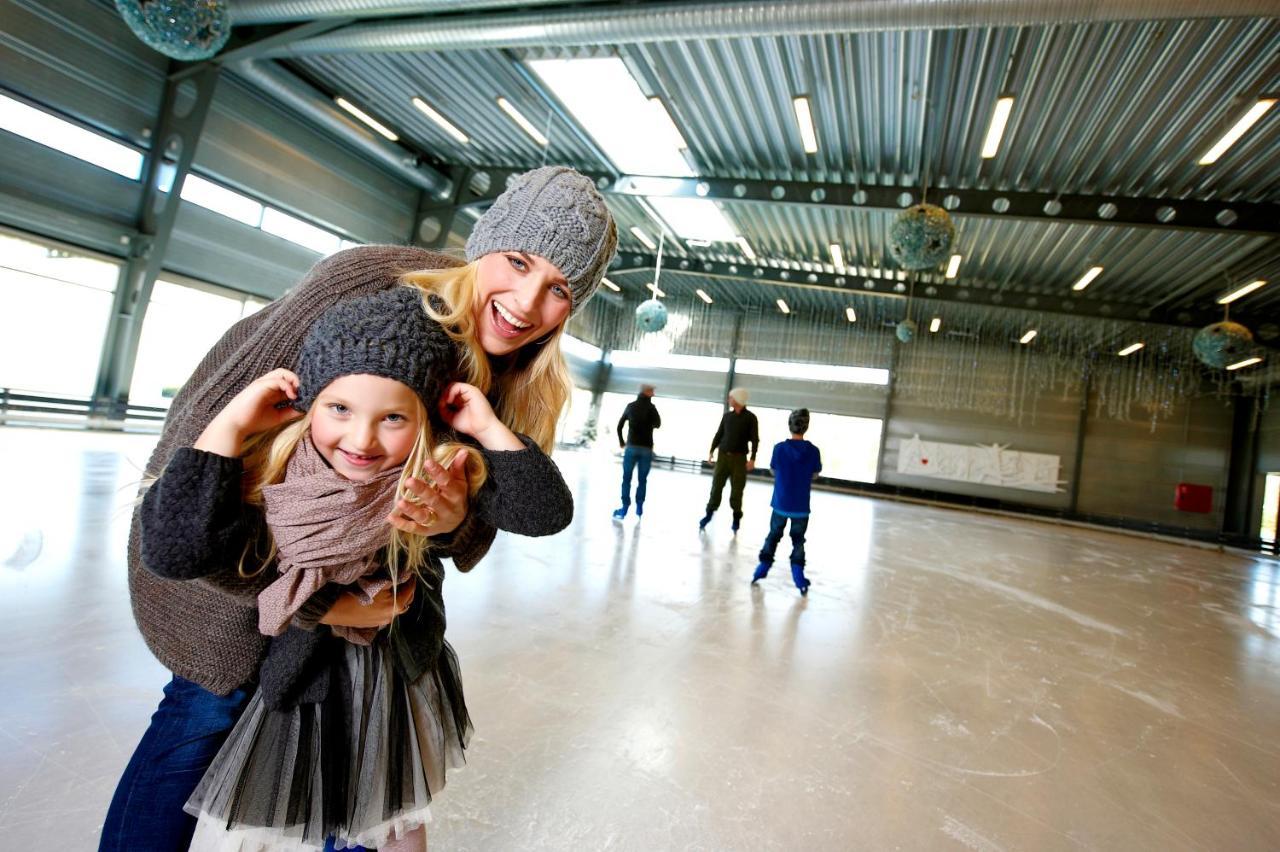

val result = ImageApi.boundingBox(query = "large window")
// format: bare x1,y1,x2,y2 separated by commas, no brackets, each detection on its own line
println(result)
600,392,726,460
0,232,119,398
129,279,266,406
556,385,595,445
751,405,882,483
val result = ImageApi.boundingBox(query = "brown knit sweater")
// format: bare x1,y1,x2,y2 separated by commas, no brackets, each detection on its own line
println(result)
127,245,499,696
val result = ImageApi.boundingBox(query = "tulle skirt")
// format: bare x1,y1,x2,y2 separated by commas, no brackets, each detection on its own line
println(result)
186,640,470,852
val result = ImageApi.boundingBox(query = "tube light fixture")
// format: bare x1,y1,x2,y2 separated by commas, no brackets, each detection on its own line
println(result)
496,97,548,146
1218,279,1266,305
1072,266,1104,291
981,96,1015,159
630,226,657,250
1020,329,1037,344
646,282,666,298
335,97,398,141
829,243,845,272
1226,356,1263,371
792,96,818,154
945,254,962,278
777,298,790,314
696,288,713,304
411,97,468,144
601,277,620,292
846,307,857,323
735,236,757,261
1118,342,1144,356
1199,98,1276,165
929,317,942,333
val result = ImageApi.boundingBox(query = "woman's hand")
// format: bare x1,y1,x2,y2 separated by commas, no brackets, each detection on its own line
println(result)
320,577,416,629
438,382,523,451
194,368,302,457
389,452,470,536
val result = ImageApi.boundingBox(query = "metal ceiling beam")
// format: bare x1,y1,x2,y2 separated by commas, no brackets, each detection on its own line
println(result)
452,166,1278,235
231,0,599,26
607,251,1236,329
257,0,1277,57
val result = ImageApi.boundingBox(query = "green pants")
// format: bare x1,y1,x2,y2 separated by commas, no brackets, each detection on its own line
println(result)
706,452,748,517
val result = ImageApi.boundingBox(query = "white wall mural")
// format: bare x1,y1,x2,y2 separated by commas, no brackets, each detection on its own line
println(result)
897,434,1064,493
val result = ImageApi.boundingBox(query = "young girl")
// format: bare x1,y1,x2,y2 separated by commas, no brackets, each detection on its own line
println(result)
139,287,573,851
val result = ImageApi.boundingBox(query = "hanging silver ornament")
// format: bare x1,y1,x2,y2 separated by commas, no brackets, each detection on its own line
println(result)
115,0,231,61
635,298,668,333
889,203,956,270
1192,320,1253,368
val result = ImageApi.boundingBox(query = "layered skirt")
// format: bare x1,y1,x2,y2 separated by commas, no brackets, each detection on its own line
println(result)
186,640,471,852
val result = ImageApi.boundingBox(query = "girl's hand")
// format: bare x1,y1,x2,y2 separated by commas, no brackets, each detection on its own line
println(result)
320,578,416,629
389,452,470,536
438,382,523,450
194,368,302,457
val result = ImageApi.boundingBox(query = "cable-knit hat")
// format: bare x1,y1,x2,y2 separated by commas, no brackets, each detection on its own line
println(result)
465,165,618,314
295,287,457,412
729,387,749,406
788,408,811,435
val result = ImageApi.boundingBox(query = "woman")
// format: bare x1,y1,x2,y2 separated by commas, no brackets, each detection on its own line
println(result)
100,165,617,852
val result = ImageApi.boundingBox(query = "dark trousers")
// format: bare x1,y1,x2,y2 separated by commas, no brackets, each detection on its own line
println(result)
758,510,809,567
620,445,654,508
706,452,747,518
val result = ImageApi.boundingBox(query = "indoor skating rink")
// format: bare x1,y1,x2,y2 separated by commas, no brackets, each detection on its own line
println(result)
2,427,1278,851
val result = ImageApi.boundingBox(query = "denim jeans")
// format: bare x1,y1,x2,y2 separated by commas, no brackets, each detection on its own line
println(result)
99,675,250,852
101,675,369,852
620,446,654,508
758,511,809,567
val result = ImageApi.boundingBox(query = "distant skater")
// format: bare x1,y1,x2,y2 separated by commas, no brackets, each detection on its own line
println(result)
752,408,822,595
698,388,759,534
613,383,661,519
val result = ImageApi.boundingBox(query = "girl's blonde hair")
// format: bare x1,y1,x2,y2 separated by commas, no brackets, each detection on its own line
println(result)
400,263,571,453
238,394,487,581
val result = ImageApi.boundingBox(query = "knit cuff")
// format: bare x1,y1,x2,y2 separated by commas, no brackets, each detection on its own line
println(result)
291,584,344,632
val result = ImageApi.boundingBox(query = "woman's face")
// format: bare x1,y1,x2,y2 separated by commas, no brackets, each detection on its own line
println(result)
473,251,572,357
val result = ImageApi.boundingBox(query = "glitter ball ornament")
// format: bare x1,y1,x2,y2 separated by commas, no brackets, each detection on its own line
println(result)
635,298,668,333
889,203,956,270
1192,320,1254,368
115,0,231,61
895,318,917,343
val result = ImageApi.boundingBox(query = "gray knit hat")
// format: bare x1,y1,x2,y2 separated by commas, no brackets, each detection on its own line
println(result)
295,287,457,412
465,165,618,313
788,408,811,435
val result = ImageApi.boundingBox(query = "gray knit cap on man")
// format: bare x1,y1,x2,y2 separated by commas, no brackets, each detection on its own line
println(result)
465,165,618,314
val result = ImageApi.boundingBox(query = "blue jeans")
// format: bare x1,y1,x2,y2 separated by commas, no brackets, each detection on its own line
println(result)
620,446,654,508
758,511,809,567
101,675,369,852
100,675,250,852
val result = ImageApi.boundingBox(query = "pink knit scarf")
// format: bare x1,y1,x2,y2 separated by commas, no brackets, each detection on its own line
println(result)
257,435,405,644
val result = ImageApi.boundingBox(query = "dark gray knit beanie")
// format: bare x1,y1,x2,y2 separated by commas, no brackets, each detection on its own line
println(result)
465,165,618,314
295,287,457,412
788,408,811,435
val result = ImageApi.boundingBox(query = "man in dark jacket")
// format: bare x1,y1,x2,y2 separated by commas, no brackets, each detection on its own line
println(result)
699,387,759,533
613,384,662,519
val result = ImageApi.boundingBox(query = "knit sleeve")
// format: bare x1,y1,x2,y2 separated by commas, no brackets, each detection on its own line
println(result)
140,448,259,581
473,434,573,537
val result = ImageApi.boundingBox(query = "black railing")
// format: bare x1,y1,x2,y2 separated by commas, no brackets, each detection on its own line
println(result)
0,388,167,428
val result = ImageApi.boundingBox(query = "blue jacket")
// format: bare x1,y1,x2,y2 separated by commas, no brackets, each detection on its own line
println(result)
770,439,822,515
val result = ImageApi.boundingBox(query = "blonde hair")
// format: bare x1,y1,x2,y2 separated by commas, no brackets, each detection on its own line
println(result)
238,394,487,581
400,263,571,453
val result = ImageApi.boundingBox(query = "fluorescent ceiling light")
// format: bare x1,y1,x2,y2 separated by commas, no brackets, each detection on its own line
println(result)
1226,356,1263,371
412,97,468,144
777,298,790,314
1072,266,1104,291
696,288,713,304
846,307,857,323
1218,279,1266,304
601,277,620,292
829,243,845,272
648,96,688,150
981,96,1015,159
496,97,548,146
945,254,962,278
792,96,818,153
335,97,398,141
735,358,889,386
1199,99,1276,165
929,317,941,333
1117,342,1144,356
527,57,690,175
646,282,666,297
646,196,737,242
1020,329,1037,344
736,236,757,261
630,226,657,250
686,238,711,248
0,93,143,179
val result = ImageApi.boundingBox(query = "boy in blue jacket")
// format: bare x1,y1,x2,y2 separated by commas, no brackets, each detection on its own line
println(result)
752,408,822,595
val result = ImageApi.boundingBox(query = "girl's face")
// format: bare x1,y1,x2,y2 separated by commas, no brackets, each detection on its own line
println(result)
473,251,572,357
310,374,421,481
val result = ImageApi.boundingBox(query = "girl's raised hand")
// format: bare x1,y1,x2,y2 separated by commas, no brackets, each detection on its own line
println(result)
437,382,523,450
194,368,303,457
